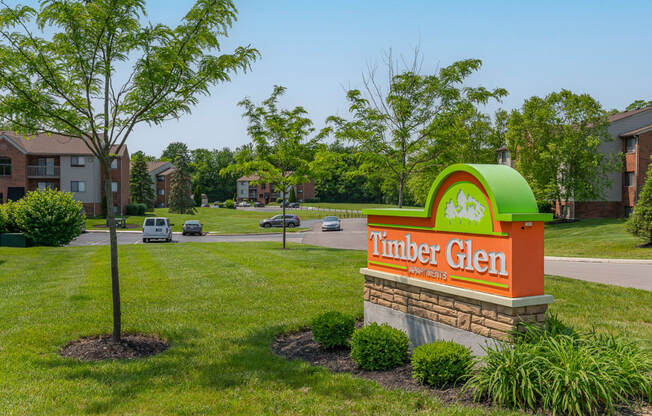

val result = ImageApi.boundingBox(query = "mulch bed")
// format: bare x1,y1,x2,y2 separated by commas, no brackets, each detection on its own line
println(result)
60,334,169,361
272,327,652,415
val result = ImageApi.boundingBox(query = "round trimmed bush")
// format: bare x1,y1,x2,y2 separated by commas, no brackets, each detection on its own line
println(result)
411,341,472,386
311,311,355,349
0,204,6,232
14,189,84,246
223,199,235,209
350,323,409,370
1,200,21,233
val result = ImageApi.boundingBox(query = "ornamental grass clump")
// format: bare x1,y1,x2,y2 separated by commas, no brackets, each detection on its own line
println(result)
466,324,652,415
311,311,355,349
411,341,473,387
350,323,409,371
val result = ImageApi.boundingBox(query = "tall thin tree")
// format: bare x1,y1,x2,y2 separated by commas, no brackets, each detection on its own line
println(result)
0,0,258,342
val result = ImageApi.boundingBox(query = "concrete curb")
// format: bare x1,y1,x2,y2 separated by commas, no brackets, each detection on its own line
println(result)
86,230,307,237
544,256,652,265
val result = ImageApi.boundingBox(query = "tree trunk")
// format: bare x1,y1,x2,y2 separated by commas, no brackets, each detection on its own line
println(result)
103,165,121,343
398,176,405,208
282,189,286,249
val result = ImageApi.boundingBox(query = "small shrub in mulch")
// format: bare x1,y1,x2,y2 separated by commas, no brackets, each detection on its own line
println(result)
411,341,473,387
60,334,168,361
311,311,355,349
350,323,409,371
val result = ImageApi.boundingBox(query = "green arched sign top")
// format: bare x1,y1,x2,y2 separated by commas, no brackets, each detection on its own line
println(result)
363,164,553,223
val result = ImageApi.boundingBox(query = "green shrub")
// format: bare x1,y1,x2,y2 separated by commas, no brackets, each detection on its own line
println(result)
0,205,6,232
311,311,355,349
14,189,84,246
223,199,235,209
536,200,553,214
350,323,409,370
411,341,473,387
626,163,652,244
276,197,283,204
466,329,652,415
304,197,320,203
1,200,21,233
511,312,577,344
125,203,146,216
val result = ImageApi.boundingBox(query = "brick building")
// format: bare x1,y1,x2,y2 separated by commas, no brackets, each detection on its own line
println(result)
497,106,652,218
0,132,130,216
236,175,315,204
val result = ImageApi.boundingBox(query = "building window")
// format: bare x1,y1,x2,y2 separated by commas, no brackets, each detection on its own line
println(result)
261,183,266,190
71,156,85,167
0,157,10,176
111,182,118,192
625,137,637,153
111,159,118,169
113,205,118,213
37,182,55,190
71,181,86,192
624,171,635,187
157,175,164,182
158,189,165,195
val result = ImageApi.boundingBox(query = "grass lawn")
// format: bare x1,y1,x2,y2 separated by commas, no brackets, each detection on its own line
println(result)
85,207,326,234
1,242,650,415
545,218,652,259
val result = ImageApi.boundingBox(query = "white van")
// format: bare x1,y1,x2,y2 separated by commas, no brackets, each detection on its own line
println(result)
142,217,173,243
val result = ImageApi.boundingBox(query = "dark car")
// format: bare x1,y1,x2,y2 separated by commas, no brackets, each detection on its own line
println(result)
321,216,342,231
288,202,300,208
254,201,265,207
260,214,301,228
182,220,203,236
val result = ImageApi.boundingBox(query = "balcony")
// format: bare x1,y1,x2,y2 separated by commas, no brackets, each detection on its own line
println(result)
28,165,60,178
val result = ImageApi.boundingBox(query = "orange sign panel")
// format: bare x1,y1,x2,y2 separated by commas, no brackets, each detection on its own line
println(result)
362,164,553,298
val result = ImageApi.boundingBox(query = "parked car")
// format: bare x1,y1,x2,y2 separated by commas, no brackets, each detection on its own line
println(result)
279,201,300,208
182,220,203,236
237,201,251,207
254,201,265,207
321,216,342,231
259,214,301,228
201,203,209,207
211,201,221,208
142,217,173,242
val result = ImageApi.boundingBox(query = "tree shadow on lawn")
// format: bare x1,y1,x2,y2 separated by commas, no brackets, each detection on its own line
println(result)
196,325,381,401
33,327,201,414
32,325,380,413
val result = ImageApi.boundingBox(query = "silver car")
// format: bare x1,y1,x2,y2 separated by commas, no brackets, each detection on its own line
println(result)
321,216,342,231
142,217,173,243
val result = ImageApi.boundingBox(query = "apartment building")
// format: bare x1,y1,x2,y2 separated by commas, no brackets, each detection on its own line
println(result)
146,161,175,208
236,175,315,204
0,132,130,216
497,106,652,218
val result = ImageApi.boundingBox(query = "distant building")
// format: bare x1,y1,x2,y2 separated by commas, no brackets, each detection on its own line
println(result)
0,131,130,216
236,175,315,204
128,161,187,208
497,106,652,218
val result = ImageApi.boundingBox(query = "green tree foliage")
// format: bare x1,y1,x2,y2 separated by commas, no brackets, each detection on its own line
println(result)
222,85,319,248
506,90,620,218
193,185,202,207
326,52,506,207
129,151,155,209
0,0,258,342
625,100,652,111
14,189,84,246
168,147,196,214
161,142,190,162
192,147,237,201
626,164,652,244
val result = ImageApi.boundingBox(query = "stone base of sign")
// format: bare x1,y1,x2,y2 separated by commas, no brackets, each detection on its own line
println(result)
361,268,554,352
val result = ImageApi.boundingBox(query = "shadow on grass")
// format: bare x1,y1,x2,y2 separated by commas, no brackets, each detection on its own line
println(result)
34,324,378,414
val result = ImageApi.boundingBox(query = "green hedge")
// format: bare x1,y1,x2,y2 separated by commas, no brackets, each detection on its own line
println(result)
311,311,355,349
126,203,147,216
350,323,409,371
411,341,472,387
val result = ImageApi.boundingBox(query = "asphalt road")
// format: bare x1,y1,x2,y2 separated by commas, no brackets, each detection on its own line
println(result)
69,217,652,291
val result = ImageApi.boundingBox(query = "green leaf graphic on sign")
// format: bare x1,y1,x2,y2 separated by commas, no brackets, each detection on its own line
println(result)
435,182,494,235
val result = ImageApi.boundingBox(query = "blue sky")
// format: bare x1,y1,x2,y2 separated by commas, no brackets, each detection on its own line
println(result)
15,1,652,155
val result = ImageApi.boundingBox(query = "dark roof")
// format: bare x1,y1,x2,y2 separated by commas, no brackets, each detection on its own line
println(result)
620,124,652,137
607,106,652,123
0,131,127,156
159,167,175,176
146,161,170,172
